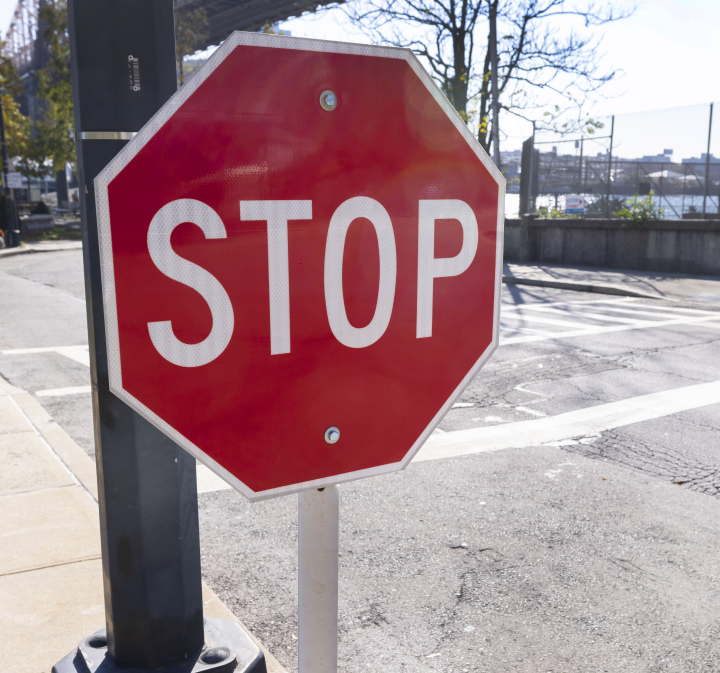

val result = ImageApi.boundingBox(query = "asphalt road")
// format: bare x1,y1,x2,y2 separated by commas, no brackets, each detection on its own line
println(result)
2,249,720,672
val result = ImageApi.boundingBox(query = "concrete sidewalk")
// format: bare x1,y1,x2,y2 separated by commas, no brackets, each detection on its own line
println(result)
0,374,284,673
504,261,720,303
0,240,83,259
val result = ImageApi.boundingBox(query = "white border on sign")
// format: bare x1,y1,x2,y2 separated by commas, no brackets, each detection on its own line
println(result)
94,31,505,502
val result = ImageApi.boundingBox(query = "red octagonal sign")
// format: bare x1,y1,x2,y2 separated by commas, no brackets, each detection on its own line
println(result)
95,33,504,500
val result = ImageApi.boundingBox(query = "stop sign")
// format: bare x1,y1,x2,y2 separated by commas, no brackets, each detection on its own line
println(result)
95,33,504,501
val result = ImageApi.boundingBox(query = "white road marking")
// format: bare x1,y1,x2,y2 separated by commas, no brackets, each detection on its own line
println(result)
588,305,710,320
515,405,546,418
501,313,720,345
517,305,648,324
501,297,638,312
606,300,718,315
36,385,92,397
414,380,720,462
499,324,552,335
2,345,90,367
514,385,549,398
502,313,591,330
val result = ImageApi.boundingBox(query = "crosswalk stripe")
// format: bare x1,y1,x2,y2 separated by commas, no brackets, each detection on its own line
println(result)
586,305,710,320
414,379,720,462
501,313,720,345
500,324,552,335
501,297,638,312
605,300,718,315
502,313,590,330
515,305,648,324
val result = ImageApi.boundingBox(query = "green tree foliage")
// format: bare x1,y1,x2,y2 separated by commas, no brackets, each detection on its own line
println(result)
0,53,30,161
175,2,210,85
585,194,626,216
14,0,75,178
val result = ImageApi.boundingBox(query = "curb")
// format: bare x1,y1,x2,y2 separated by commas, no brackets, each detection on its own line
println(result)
502,275,667,300
0,375,287,673
0,241,83,259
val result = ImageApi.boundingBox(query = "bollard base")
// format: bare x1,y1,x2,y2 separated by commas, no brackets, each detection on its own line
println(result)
52,618,266,673
7,228,20,248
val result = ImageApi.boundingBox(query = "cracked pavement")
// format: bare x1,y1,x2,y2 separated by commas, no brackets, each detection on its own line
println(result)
1,249,720,671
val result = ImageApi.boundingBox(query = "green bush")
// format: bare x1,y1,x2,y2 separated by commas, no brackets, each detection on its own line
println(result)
613,191,664,222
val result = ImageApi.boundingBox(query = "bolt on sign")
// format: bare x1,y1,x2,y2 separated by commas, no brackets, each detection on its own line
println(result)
95,33,505,501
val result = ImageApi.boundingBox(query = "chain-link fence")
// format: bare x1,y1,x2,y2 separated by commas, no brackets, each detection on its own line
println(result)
505,102,720,219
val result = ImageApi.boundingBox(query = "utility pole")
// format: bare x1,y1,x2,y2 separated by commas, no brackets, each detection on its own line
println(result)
489,0,501,169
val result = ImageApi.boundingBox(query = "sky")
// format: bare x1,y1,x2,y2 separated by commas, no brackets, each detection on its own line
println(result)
2,0,719,157
281,0,720,157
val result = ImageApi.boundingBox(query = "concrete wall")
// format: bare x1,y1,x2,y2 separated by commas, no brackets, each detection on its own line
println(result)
504,217,720,275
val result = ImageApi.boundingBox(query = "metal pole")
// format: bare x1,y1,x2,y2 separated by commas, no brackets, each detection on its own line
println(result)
703,102,713,217
578,138,584,194
57,2,264,671
299,486,340,673
63,0,204,669
530,121,536,214
0,92,19,247
489,0,501,169
606,115,614,217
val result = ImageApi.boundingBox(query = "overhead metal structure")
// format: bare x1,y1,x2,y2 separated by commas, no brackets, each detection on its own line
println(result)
175,0,342,51
3,0,41,76
3,0,344,77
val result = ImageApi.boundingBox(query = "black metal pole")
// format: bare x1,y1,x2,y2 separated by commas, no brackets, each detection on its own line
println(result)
56,4,266,671
703,102,713,218
66,0,204,668
606,115,614,218
0,92,19,247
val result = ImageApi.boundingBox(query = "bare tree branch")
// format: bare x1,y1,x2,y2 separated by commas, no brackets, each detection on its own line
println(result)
343,0,633,155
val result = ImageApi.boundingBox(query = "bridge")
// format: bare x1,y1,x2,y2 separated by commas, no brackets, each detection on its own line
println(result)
3,0,341,77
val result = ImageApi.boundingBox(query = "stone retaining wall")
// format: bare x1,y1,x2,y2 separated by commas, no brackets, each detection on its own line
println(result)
504,217,720,275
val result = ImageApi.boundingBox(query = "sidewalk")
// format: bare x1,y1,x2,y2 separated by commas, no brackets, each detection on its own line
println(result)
0,240,83,259
0,374,285,673
504,261,720,303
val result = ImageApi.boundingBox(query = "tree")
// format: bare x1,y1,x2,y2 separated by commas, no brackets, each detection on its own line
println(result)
0,52,30,163
344,0,630,159
13,0,75,179
174,1,210,85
